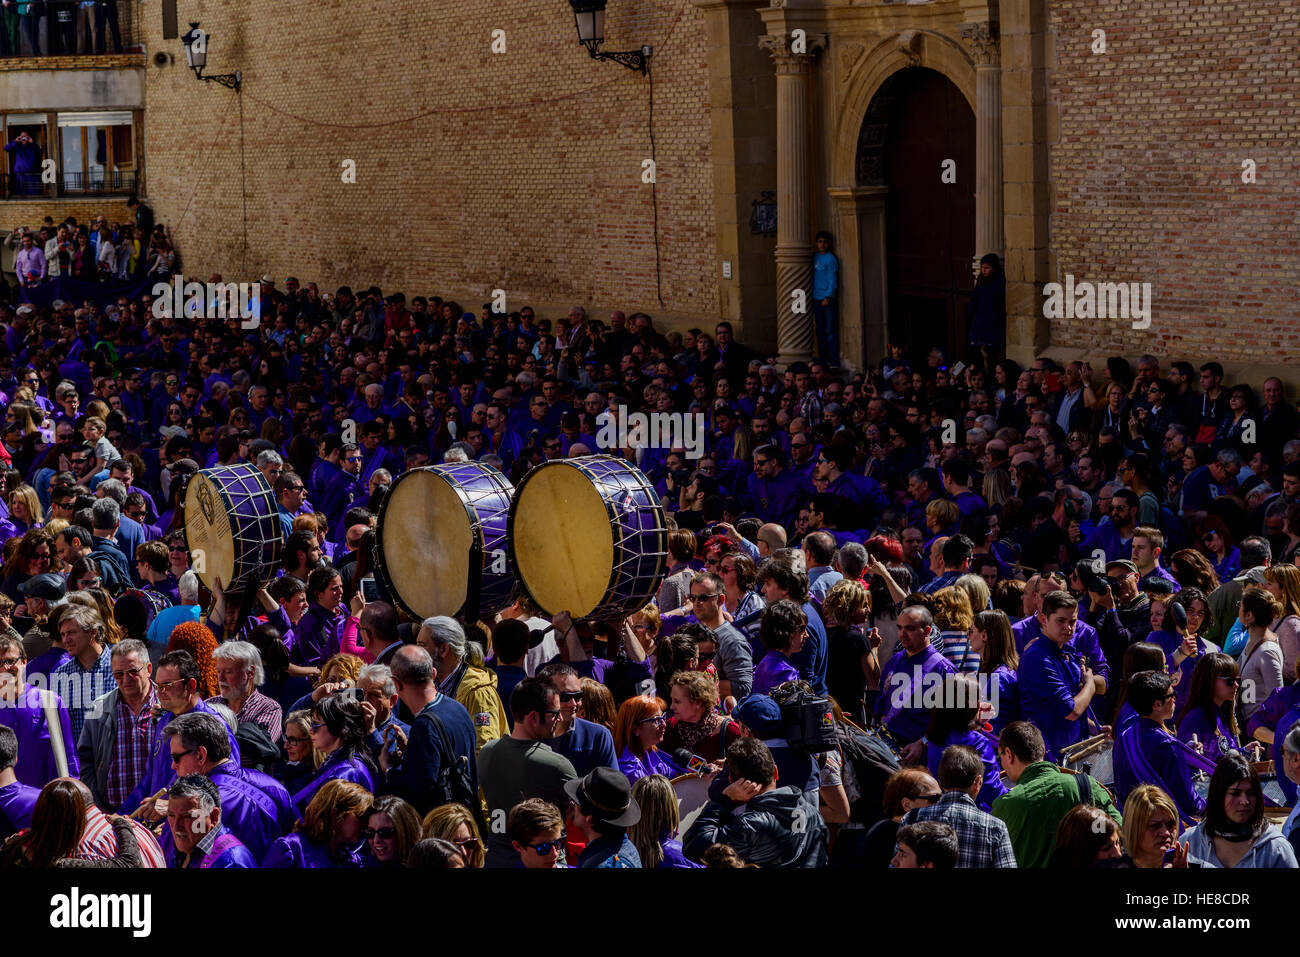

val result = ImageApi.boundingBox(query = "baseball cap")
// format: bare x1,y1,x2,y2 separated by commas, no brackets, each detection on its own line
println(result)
1104,559,1138,575
732,693,783,738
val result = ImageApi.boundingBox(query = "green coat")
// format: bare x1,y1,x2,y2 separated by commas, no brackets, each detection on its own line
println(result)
991,761,1122,868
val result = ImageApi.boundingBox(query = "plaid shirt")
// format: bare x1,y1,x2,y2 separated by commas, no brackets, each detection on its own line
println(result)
51,645,115,743
901,791,1018,868
106,686,160,809
209,688,283,745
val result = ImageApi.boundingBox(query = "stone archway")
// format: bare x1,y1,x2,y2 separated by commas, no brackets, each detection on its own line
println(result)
868,67,976,364
828,32,982,370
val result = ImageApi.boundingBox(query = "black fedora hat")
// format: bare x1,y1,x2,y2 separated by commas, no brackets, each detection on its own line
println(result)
563,766,641,828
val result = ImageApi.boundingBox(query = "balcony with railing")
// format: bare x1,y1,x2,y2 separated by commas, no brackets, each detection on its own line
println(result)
0,1,141,60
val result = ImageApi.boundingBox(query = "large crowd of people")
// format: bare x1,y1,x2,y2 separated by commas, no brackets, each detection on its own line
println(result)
0,203,1298,870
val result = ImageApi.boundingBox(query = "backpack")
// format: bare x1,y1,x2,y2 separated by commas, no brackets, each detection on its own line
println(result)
422,708,488,836
835,722,901,827
781,689,838,754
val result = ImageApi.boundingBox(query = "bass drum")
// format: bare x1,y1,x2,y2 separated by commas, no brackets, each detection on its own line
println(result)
671,773,712,836
508,455,667,620
375,463,517,621
184,464,282,594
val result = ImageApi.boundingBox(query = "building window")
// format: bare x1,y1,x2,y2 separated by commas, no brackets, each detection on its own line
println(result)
58,112,136,194
2,111,140,198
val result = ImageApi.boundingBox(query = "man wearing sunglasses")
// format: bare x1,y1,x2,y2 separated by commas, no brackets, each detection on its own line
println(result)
120,651,242,821
159,712,290,864
686,572,753,701
478,677,577,868
537,662,617,777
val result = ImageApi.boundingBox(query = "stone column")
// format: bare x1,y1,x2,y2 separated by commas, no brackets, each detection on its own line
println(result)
760,32,825,368
961,22,1004,267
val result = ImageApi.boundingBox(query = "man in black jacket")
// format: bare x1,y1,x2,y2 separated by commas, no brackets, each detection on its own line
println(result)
683,737,828,868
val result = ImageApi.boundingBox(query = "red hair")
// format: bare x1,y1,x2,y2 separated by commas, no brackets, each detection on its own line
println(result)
612,694,667,756
167,621,220,698
701,534,739,559
866,535,904,564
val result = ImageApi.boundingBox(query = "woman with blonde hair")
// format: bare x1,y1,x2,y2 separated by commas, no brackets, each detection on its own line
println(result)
954,573,990,617
981,468,1012,509
924,498,960,539
262,778,371,868
1262,564,1300,681
421,803,485,867
629,774,701,868
932,586,978,672
1121,784,1188,868
821,578,877,725
6,484,42,535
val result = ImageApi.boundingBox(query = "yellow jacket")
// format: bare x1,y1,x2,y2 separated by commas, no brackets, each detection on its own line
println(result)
456,665,508,753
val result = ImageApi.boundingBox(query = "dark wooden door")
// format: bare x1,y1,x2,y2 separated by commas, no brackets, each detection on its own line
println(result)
882,69,976,365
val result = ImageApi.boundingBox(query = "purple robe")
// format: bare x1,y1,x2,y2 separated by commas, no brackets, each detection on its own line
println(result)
1012,615,1111,688
1150,630,1219,719
1114,716,1207,827
618,746,687,785
0,683,79,787
291,751,374,815
262,831,363,868
1019,637,1091,761
158,761,288,863
119,699,242,813
288,603,344,668
1176,707,1238,766
875,641,958,743
0,780,40,837
753,651,800,696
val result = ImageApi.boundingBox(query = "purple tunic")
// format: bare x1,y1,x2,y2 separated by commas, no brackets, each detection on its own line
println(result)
1114,716,1207,827
753,651,800,696
0,683,80,787
0,780,40,837
261,831,364,868
617,746,687,785
291,751,374,815
1150,630,1219,719
1176,707,1238,766
119,699,243,813
875,642,958,744
288,603,344,668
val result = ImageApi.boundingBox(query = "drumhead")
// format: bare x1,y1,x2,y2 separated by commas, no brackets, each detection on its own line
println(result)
511,462,615,618
378,468,475,619
184,471,237,591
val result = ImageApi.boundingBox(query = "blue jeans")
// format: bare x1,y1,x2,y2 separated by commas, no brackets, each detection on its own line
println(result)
814,298,840,368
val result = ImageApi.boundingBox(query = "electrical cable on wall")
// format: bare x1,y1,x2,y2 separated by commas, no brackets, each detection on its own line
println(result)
648,61,664,309
238,85,248,274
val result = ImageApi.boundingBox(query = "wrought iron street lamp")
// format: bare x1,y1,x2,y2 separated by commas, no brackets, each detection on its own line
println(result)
568,1,651,74
180,22,242,90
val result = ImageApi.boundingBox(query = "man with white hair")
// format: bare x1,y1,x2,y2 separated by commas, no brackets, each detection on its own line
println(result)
255,449,284,488
416,616,507,752
210,641,283,745
358,663,409,765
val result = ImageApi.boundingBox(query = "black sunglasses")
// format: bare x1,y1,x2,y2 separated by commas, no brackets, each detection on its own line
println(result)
363,826,397,840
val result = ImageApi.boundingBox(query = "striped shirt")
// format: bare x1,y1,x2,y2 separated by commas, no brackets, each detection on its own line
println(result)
76,806,166,867
937,629,981,673
107,687,161,809
51,644,115,743
209,689,284,745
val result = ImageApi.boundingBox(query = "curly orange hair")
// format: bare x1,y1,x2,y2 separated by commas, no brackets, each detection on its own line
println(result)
612,694,668,756
167,620,220,698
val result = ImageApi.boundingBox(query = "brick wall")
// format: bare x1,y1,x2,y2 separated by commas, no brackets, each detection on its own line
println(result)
138,0,718,325
1046,1,1300,363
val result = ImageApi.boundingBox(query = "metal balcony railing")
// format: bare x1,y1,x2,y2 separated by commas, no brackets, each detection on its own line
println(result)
1,170,138,198
0,1,139,59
